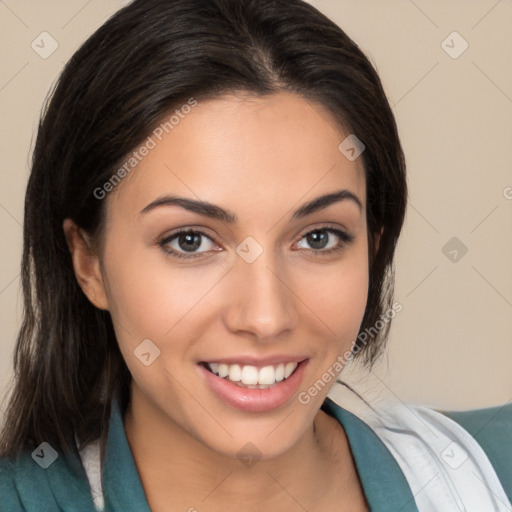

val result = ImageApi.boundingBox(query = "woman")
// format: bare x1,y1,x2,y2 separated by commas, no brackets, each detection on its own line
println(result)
0,0,510,510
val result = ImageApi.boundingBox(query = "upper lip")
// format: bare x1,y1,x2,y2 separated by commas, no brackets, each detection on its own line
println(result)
201,355,308,368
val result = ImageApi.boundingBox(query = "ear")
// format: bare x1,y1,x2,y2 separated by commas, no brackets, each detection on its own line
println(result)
63,218,109,310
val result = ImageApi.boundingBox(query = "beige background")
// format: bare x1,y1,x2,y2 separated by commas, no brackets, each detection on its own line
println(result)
0,0,511,419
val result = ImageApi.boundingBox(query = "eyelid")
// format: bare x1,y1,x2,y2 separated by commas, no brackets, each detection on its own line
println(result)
296,222,352,240
160,227,215,243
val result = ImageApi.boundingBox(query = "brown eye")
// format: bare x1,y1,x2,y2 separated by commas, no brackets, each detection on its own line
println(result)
160,230,217,259
176,232,203,252
304,230,330,250
295,227,354,255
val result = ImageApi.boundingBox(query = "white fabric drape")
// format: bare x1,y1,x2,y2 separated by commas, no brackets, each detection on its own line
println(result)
328,385,511,512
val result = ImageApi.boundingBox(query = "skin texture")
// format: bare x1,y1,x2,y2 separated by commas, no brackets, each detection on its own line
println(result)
64,92,370,511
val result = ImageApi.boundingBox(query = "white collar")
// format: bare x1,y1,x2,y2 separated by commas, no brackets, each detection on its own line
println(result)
328,384,511,511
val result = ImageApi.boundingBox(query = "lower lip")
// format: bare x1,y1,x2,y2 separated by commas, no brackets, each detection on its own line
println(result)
198,360,309,413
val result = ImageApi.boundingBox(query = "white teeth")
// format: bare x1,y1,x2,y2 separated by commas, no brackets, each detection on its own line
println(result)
284,362,296,379
258,365,275,385
218,363,229,378
240,365,259,385
228,364,241,382
207,362,298,386
275,363,285,382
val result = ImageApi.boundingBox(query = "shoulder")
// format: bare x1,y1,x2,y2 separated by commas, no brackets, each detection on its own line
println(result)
440,402,512,502
367,398,512,508
0,454,28,511
325,389,512,507
0,450,65,511
0,446,96,511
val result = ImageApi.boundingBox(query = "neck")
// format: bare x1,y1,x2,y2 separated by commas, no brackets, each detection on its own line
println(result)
123,384,364,512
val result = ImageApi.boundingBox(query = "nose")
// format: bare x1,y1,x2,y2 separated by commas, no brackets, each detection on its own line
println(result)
222,249,299,342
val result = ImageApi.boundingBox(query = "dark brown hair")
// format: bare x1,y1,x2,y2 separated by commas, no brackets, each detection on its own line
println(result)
0,0,406,459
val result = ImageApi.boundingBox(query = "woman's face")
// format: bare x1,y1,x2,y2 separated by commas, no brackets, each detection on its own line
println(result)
96,91,369,459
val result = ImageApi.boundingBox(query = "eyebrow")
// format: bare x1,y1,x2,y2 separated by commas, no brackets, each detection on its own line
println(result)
139,189,363,223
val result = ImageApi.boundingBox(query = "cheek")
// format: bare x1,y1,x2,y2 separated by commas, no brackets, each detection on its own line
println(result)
310,273,367,356
298,243,369,343
101,241,226,346
100,247,209,397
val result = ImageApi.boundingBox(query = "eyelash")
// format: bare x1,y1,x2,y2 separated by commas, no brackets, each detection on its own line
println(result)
159,226,354,260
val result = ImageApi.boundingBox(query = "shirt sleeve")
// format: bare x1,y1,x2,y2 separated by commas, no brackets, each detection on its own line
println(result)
441,402,512,504
0,458,24,512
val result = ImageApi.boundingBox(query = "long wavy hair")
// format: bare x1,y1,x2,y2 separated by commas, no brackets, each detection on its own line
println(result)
0,0,407,460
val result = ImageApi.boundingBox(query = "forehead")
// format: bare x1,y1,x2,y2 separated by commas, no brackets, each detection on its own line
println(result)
107,91,366,221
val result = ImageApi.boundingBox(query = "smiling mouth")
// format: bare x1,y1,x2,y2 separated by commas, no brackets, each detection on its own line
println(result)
200,361,302,389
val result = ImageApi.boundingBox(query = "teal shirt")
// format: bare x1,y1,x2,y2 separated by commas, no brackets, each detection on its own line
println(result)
1,397,511,511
